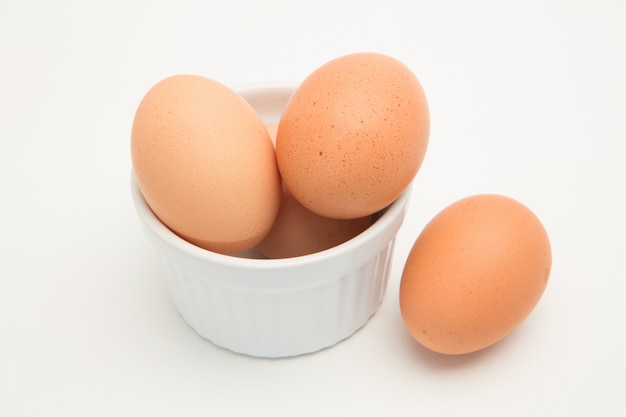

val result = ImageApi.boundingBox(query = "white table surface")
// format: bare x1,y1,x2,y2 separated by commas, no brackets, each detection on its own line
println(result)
2,1,625,415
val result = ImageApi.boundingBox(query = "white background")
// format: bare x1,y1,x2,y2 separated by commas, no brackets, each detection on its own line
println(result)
1,0,625,415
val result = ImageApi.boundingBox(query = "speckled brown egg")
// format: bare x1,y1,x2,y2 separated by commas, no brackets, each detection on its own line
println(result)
257,124,373,258
399,194,552,355
276,52,429,219
131,74,281,255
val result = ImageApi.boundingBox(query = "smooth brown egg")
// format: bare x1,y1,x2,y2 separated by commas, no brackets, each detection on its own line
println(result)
399,194,552,355
131,74,281,255
256,184,373,258
276,52,429,219
257,123,373,258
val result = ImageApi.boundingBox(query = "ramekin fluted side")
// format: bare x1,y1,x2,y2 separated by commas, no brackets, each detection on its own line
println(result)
158,236,395,357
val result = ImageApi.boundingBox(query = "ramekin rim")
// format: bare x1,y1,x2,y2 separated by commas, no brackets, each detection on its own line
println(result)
130,170,410,270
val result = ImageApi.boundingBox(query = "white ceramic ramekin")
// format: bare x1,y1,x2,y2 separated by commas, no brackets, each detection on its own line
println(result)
130,85,412,358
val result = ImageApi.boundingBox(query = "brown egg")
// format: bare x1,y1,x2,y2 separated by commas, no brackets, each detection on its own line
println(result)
276,52,429,219
265,122,279,145
257,124,373,258
131,75,281,255
399,194,552,355
256,184,373,258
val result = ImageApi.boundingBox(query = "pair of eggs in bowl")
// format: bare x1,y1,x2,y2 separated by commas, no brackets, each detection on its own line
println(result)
131,52,429,258
131,52,427,358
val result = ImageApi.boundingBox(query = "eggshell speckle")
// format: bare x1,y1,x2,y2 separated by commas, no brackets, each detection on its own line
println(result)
399,194,552,355
131,75,281,255
257,123,373,258
276,52,429,219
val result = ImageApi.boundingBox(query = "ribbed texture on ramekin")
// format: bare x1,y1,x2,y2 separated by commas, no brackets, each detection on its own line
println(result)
161,239,395,358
